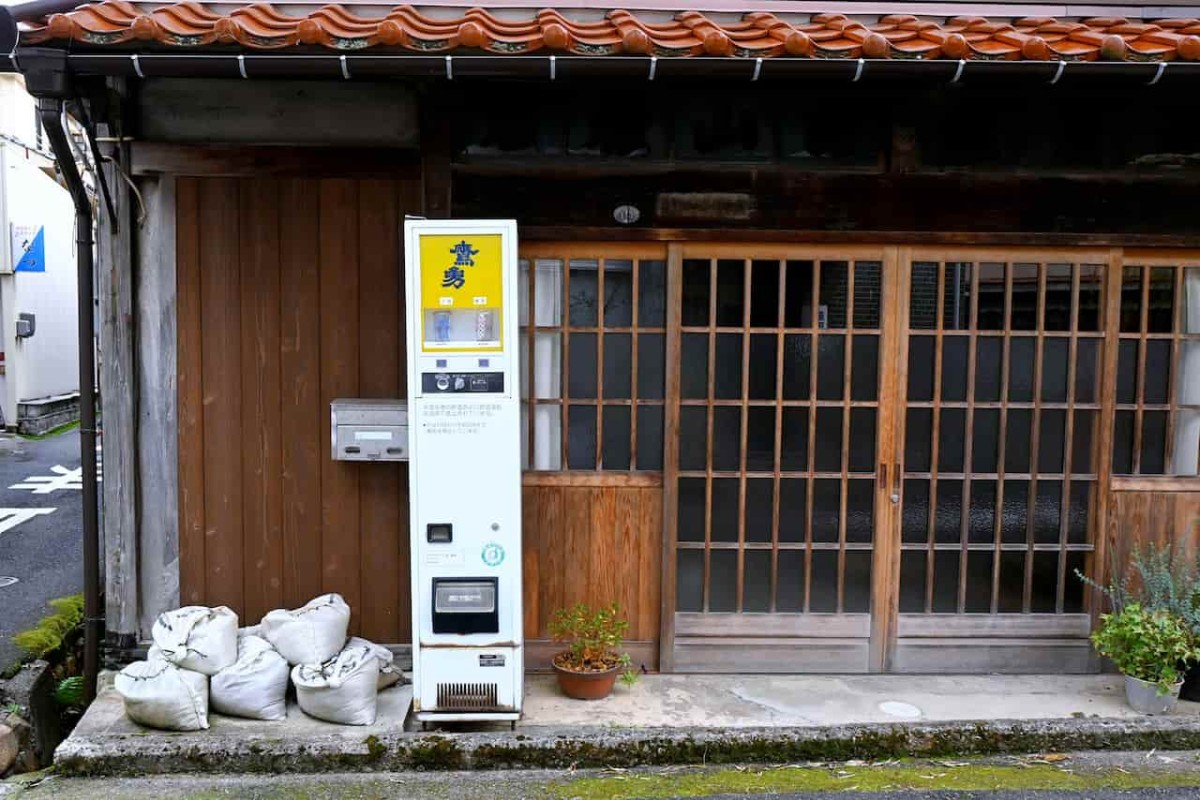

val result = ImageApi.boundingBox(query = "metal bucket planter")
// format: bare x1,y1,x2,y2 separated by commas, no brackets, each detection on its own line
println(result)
1124,675,1183,715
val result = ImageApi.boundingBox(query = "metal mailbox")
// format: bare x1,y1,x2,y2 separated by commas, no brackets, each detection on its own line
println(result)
330,399,409,461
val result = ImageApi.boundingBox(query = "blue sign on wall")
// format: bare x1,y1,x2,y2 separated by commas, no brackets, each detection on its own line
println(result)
14,226,45,273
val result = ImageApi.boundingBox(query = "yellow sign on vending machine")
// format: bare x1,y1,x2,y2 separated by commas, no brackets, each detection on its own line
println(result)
418,233,504,353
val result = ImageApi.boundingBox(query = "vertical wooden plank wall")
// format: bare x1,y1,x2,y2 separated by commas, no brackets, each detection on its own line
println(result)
176,175,418,642
1108,485,1200,579
178,184,666,655
521,477,663,670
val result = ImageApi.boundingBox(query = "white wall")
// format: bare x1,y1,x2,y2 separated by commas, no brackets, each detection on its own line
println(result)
0,74,44,152
0,75,86,428
2,135,80,411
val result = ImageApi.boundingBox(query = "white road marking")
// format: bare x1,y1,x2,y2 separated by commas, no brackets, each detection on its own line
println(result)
9,464,101,494
0,576,18,588
0,508,55,535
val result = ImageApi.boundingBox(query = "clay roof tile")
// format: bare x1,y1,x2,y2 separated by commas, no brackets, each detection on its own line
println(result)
17,3,1200,62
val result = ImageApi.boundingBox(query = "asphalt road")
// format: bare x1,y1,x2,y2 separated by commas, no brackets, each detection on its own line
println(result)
0,429,87,672
5,776,1200,800
700,791,1200,799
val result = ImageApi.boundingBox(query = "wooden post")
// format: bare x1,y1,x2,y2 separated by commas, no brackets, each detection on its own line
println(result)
1091,248,1124,630
658,243,683,671
420,92,452,218
135,176,180,637
869,246,905,673
97,78,140,646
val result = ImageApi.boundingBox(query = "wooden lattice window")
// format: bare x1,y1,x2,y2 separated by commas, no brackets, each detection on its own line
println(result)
1113,261,1200,476
519,246,667,471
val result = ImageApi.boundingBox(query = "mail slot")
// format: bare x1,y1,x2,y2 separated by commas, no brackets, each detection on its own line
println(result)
330,399,409,462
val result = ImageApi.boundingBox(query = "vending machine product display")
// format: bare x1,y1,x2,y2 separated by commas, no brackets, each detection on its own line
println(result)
403,219,523,724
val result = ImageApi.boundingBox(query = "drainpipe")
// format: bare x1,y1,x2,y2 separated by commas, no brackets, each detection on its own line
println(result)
37,95,101,704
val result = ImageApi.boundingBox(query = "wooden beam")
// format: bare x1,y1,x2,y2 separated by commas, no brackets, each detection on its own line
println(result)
457,171,1200,235
520,228,1200,248
135,176,180,637
131,143,419,177
137,79,418,148
1110,476,1200,492
522,472,663,488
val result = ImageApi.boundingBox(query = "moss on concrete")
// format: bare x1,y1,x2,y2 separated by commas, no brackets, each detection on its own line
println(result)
18,420,81,441
363,735,386,762
552,761,1200,800
396,735,466,770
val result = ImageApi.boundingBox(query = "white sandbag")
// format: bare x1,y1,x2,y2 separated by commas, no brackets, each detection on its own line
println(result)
151,605,239,675
291,642,381,725
347,636,402,689
238,624,262,639
210,635,289,721
261,593,351,666
115,660,209,731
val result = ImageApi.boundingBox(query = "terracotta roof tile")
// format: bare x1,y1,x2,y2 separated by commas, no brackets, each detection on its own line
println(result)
19,3,1200,62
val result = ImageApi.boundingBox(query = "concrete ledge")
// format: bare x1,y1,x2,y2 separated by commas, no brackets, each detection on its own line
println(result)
55,714,1200,777
16,393,79,436
57,674,1200,777
55,683,1200,777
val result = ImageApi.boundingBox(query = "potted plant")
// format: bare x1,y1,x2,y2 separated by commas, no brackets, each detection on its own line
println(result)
1078,542,1200,702
548,602,638,700
1091,602,1200,714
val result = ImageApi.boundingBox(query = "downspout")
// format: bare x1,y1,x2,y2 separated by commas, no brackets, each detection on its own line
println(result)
37,96,101,704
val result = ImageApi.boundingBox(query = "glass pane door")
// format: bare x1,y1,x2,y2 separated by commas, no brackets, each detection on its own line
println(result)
893,253,1105,673
670,248,888,673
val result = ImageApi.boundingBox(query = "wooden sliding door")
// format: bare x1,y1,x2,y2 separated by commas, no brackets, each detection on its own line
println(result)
647,241,1200,674
659,243,1143,673
663,244,901,672
889,248,1110,672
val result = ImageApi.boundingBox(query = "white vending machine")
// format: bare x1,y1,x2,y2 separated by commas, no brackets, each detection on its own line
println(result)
404,219,523,725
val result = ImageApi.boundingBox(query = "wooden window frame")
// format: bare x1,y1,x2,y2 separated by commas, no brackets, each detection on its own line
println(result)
1110,252,1200,478
519,243,669,474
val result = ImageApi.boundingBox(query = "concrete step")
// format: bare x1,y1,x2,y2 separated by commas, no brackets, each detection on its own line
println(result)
53,674,1200,776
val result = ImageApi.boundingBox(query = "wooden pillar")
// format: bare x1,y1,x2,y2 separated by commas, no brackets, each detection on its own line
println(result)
97,78,139,646
135,176,180,637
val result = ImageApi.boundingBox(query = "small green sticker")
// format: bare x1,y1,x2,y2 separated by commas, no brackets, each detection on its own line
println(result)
482,542,505,567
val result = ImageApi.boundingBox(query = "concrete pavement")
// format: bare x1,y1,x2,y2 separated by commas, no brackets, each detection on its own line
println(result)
0,429,87,672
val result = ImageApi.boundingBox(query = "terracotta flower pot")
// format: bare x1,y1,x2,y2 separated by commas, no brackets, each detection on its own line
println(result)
553,662,620,700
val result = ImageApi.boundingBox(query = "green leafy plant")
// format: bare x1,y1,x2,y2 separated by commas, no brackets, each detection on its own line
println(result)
1077,543,1200,625
1091,603,1200,694
12,593,85,659
549,602,638,685
55,676,85,709
2,702,22,717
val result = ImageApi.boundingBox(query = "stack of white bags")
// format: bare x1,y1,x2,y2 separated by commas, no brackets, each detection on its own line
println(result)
114,594,402,730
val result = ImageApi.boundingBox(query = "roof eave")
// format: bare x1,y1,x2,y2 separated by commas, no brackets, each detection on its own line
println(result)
10,45,1200,86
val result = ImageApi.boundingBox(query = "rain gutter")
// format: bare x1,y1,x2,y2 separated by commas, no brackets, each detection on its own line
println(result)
19,48,103,705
